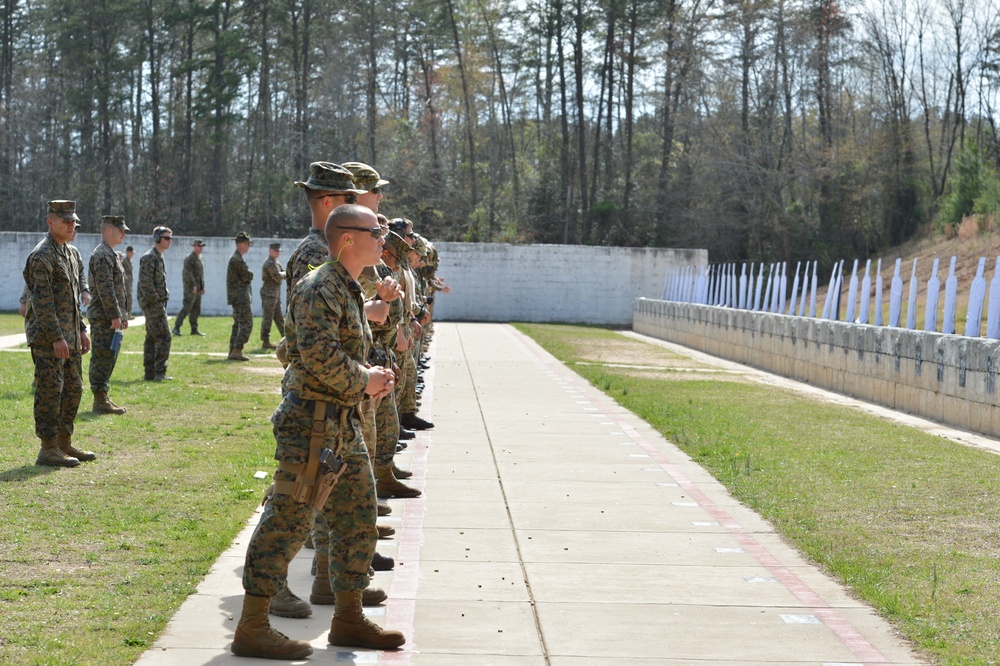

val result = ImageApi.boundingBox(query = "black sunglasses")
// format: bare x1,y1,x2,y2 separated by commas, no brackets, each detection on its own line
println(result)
370,187,383,195
336,226,383,239
161,236,173,241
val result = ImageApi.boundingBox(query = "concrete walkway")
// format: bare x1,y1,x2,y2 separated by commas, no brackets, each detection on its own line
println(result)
135,322,925,665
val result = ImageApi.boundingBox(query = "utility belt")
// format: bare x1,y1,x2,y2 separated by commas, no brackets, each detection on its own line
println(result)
270,392,351,509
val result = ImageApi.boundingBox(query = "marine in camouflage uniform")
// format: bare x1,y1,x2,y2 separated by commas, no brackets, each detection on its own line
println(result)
371,230,421,499
88,215,131,415
232,205,403,659
122,246,135,319
23,200,97,467
261,161,365,621
388,220,434,431
227,231,254,360
173,239,206,336
137,227,173,380
389,221,423,428
260,242,285,349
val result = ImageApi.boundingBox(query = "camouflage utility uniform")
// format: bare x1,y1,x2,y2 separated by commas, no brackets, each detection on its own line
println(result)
227,250,254,351
24,232,87,440
122,254,134,317
364,260,405,475
87,240,128,393
137,246,171,378
260,254,285,342
242,259,377,598
285,229,328,295
395,260,419,415
175,250,204,333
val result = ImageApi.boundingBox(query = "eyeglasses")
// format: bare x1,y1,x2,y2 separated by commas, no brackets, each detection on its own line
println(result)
370,187,383,195
161,237,173,241
336,226,384,239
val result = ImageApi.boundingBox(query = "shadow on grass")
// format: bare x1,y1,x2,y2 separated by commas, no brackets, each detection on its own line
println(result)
0,463,57,482
110,378,162,387
202,357,258,366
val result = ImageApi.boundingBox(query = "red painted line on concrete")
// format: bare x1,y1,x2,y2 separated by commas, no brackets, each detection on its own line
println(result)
507,325,893,665
381,341,435,664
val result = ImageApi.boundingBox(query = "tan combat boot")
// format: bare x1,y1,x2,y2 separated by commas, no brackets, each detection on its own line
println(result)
261,337,277,350
310,552,387,606
376,524,395,539
228,347,250,361
391,463,413,479
328,589,405,650
231,594,313,659
92,390,127,415
36,437,80,467
57,433,97,462
268,582,312,618
375,465,422,499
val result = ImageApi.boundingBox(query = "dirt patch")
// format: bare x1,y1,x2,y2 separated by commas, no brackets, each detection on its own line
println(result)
577,338,714,371
604,365,757,383
243,366,284,377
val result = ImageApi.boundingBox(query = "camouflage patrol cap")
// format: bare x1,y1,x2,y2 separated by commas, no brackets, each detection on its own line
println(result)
48,200,80,222
192,239,206,246
235,231,252,244
269,242,281,251
342,162,389,192
294,161,365,194
102,215,130,232
383,231,410,259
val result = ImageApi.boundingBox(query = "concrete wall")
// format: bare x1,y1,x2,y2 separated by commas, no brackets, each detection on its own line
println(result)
1,232,287,316
2,232,705,325
634,298,1000,439
431,243,706,324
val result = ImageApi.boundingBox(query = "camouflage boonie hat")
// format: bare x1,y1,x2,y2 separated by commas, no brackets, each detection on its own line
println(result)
192,239,206,246
383,231,410,259
102,215,130,232
294,161,365,194
269,242,281,251
48,200,80,222
411,235,429,257
342,162,389,192
235,231,252,244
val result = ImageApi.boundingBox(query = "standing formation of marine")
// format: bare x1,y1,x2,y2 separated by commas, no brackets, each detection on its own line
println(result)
20,159,448,657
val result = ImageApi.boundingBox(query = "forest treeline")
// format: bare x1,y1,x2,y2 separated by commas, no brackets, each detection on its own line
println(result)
1,0,999,262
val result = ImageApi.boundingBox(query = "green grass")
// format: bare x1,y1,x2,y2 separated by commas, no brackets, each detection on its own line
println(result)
0,312,27,336
0,317,281,665
516,323,1000,666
